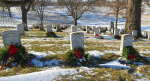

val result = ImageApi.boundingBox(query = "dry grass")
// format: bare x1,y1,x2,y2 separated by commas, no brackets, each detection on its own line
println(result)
30,45,69,52
86,46,119,51
23,40,69,45
58,68,135,81
0,67,40,77
25,29,68,37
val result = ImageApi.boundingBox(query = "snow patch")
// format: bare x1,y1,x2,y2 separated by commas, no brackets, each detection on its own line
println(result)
31,59,63,67
29,51,49,58
0,67,78,81
88,50,104,58
99,60,130,69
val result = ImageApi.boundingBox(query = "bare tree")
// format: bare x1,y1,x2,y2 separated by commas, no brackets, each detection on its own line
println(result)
35,0,46,30
0,0,34,30
62,0,90,26
110,0,127,29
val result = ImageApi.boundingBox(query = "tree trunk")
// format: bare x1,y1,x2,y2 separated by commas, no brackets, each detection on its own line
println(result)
21,6,28,31
74,19,77,26
8,7,12,17
115,8,119,29
125,0,142,37
40,19,44,30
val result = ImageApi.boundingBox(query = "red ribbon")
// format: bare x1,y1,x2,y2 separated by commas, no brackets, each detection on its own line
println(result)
75,50,83,59
95,34,100,37
128,54,136,60
8,45,18,56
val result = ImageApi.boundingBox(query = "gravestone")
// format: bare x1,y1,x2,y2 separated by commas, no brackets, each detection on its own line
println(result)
46,25,53,33
17,24,25,36
86,26,90,33
94,27,99,36
132,30,137,39
2,30,21,46
98,28,101,34
110,21,114,33
70,32,84,50
71,25,77,32
114,29,119,36
148,32,150,40
142,31,148,38
120,34,133,54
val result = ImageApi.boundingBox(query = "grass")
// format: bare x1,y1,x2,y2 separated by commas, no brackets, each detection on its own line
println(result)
23,40,70,45
57,68,135,81
0,66,40,77
0,27,15,32
30,45,69,52
40,54,67,61
25,29,46,37
25,29,68,37
0,28,150,80
136,65,150,79
85,46,119,51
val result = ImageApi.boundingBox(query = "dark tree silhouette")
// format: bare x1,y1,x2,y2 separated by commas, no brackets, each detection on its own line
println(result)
62,0,90,26
125,0,142,37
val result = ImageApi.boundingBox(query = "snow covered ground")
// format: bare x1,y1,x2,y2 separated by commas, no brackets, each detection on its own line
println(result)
0,67,78,81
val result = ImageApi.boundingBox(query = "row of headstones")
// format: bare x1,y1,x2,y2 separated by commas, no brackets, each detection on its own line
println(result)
44,24,69,32
113,29,150,40
32,23,69,32
2,27,135,61
70,31,135,56
2,27,82,51
71,25,108,34
110,21,150,40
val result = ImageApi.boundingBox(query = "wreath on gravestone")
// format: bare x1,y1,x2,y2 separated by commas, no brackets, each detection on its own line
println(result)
122,46,142,63
65,48,89,66
0,45,32,69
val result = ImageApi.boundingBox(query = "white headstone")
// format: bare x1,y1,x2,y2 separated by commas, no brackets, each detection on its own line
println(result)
148,32,150,40
17,24,25,35
132,30,137,37
94,27,99,36
2,30,21,46
98,28,101,34
46,25,53,32
71,25,77,32
70,32,84,50
142,31,148,38
120,34,133,54
114,29,119,36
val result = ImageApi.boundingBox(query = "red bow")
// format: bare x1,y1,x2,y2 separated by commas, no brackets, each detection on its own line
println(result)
75,50,83,59
95,34,99,37
128,54,136,60
8,45,18,56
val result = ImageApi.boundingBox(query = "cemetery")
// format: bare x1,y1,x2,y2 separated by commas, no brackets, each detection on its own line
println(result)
0,0,150,81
